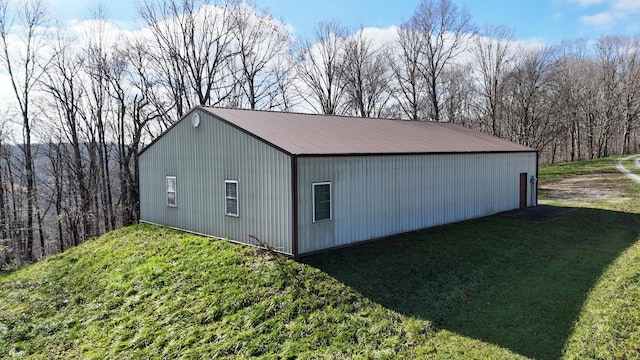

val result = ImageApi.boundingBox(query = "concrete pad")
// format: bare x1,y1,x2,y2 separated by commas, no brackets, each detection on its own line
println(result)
501,205,576,221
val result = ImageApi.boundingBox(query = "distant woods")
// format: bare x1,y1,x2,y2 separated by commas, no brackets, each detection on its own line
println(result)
0,0,639,267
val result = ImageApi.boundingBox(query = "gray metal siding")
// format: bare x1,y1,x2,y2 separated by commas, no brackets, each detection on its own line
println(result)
139,110,293,254
296,152,537,254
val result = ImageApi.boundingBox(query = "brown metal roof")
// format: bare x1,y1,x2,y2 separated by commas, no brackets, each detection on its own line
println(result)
200,106,535,155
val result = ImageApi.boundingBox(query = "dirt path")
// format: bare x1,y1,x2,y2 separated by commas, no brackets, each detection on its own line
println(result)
539,156,640,205
538,174,627,205
616,156,640,184
539,157,637,205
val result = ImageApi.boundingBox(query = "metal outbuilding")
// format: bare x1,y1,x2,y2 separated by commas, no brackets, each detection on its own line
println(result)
139,106,538,257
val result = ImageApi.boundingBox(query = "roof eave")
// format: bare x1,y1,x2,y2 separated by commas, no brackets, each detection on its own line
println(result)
294,149,538,157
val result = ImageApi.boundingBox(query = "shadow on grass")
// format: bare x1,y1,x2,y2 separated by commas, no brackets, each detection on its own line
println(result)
0,269,15,277
303,208,640,360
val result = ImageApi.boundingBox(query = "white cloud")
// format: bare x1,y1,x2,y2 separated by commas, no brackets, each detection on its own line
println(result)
581,12,617,26
565,0,640,31
357,26,399,49
567,0,606,6
612,0,640,11
0,72,14,107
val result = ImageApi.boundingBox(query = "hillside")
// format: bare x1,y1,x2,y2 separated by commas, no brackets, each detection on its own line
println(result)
0,224,526,359
1,156,640,359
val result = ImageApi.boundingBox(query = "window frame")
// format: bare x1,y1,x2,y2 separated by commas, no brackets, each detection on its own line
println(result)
166,176,177,207
225,180,239,217
312,181,332,223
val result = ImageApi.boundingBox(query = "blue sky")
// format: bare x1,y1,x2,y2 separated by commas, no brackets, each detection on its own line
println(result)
47,0,640,43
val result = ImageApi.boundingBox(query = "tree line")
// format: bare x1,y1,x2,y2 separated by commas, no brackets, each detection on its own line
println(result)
0,0,639,267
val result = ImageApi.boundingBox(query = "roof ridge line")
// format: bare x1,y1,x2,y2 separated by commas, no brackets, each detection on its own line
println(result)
200,105,445,123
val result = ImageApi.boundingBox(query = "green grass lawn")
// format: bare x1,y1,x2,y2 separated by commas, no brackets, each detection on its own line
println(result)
537,156,623,183
1,156,639,359
0,224,525,359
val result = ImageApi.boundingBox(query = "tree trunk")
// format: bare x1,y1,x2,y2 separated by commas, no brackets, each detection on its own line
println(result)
23,111,34,262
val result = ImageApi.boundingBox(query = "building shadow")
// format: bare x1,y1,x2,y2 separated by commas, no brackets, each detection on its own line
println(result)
303,208,640,360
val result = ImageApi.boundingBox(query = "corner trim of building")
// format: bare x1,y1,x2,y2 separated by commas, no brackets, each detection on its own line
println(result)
291,154,299,260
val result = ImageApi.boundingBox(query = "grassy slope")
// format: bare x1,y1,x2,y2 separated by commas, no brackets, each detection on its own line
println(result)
0,156,639,359
0,225,523,359
547,157,640,358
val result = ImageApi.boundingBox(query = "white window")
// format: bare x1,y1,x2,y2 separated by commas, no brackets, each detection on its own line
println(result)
225,180,239,217
166,176,177,207
313,182,331,222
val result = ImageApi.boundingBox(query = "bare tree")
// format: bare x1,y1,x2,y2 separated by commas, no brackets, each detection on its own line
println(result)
389,23,429,120
295,20,347,115
40,28,91,243
441,63,474,124
471,24,514,135
341,29,392,118
0,138,23,266
503,45,559,149
138,0,239,119
82,9,118,234
618,36,640,154
230,3,292,110
33,125,69,253
590,36,626,158
409,0,475,121
269,55,298,111
552,39,590,162
0,120,12,267
0,0,49,261
109,40,168,226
